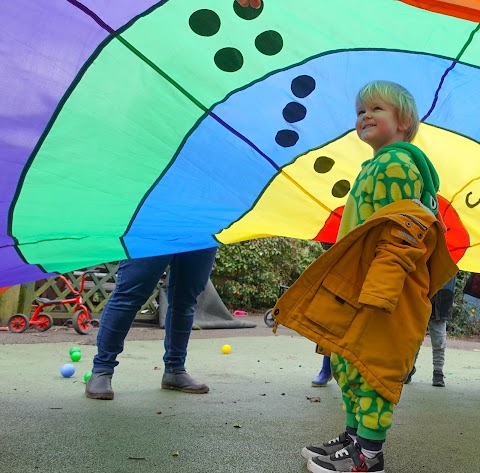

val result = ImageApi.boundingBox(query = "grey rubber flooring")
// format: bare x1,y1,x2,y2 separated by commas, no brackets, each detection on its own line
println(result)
1,321,479,472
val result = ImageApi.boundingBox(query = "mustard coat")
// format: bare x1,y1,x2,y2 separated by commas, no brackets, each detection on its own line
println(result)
273,200,458,404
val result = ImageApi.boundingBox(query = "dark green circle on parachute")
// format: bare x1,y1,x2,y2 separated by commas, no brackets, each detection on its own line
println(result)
189,9,221,37
255,30,283,56
214,47,244,72
233,1,264,20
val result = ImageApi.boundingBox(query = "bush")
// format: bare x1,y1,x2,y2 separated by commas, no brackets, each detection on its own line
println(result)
212,240,480,340
448,271,480,337
211,237,323,310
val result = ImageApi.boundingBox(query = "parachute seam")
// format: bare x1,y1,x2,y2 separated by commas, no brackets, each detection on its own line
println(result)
422,22,480,120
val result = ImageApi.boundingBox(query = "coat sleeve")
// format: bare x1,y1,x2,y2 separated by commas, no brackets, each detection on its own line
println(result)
358,221,428,313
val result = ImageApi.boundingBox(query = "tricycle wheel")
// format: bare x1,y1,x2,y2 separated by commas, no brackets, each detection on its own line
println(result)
72,309,93,335
32,313,53,332
264,309,275,328
7,314,29,333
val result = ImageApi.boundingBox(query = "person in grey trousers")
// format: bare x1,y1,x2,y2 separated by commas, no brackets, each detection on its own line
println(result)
405,276,457,387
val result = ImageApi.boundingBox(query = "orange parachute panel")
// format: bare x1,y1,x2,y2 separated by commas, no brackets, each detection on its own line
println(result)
401,0,480,22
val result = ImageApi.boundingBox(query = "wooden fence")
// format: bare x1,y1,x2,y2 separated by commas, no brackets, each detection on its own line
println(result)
21,263,161,322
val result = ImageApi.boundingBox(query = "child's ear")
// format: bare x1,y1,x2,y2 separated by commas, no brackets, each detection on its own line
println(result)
399,119,411,132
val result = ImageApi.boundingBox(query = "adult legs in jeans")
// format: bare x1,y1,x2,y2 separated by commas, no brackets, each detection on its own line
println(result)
92,254,173,374
87,248,217,399
92,248,217,373
163,248,217,372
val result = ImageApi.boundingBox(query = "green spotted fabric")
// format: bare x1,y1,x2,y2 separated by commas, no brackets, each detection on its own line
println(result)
331,353,394,441
337,142,440,240
380,142,440,214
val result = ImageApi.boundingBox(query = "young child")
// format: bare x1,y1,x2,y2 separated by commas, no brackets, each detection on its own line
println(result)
293,80,454,472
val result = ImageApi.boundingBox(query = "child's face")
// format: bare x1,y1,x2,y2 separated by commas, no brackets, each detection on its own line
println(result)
355,97,409,154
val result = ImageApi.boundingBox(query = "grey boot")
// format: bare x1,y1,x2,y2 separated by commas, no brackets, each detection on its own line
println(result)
432,370,445,387
85,372,114,400
161,371,209,394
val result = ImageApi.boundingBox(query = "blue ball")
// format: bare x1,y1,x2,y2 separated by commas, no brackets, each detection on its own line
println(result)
60,363,76,378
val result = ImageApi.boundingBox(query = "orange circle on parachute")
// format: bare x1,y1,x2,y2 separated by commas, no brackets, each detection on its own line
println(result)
314,196,469,264
438,195,469,264
314,206,344,244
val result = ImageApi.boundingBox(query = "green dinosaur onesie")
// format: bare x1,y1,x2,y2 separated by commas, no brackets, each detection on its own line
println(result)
337,141,440,240
332,141,440,441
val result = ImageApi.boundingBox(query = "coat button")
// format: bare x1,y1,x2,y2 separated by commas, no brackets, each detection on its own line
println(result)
274,309,280,315
418,232,423,238
405,221,411,227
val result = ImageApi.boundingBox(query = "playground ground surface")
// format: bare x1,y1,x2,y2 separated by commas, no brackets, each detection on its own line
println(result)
1,314,479,473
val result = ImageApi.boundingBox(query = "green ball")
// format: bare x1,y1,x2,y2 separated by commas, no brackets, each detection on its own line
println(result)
69,347,81,356
84,371,92,382
70,351,82,362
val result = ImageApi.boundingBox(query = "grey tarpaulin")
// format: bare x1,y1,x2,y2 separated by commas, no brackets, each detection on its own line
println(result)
158,278,256,329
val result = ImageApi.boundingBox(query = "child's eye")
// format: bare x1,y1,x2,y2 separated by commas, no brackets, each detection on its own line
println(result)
374,106,383,111
357,110,365,116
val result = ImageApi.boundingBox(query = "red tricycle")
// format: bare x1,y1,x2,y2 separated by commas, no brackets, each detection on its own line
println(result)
7,271,97,335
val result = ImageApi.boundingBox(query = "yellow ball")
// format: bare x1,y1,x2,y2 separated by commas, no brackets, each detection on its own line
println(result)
221,344,231,354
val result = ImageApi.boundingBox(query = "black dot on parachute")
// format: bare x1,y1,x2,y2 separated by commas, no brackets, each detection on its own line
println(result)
275,130,299,148
283,102,306,123
314,156,335,173
214,48,244,72
255,31,283,56
233,1,264,20
332,180,351,198
291,75,316,98
189,10,221,37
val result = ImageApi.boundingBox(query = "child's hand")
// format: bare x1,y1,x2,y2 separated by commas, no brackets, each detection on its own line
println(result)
235,0,262,8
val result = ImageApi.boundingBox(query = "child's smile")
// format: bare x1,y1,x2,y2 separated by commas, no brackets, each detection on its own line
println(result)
355,98,408,154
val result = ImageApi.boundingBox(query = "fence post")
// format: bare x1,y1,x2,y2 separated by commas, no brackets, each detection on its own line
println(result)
19,282,36,316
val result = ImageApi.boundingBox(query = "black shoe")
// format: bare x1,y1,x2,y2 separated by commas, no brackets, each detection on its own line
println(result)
161,371,209,394
301,432,353,461
85,372,114,400
404,366,416,384
432,370,445,387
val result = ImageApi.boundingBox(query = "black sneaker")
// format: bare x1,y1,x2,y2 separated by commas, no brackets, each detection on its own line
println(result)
432,370,445,387
307,442,385,472
301,432,353,461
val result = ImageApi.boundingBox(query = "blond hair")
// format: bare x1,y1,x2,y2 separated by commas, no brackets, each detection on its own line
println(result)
356,81,419,142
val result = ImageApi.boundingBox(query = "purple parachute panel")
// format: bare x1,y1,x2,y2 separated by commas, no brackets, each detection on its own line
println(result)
0,0,159,284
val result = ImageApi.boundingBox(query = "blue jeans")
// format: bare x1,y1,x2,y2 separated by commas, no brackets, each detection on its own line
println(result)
92,247,217,374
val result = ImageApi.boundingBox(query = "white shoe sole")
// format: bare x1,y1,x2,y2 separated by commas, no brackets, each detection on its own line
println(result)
306,457,385,473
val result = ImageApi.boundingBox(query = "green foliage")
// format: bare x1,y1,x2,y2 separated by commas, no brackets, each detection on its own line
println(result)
211,237,323,310
212,241,480,340
448,271,480,337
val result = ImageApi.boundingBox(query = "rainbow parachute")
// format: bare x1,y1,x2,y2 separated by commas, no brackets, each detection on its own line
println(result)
1,0,479,287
